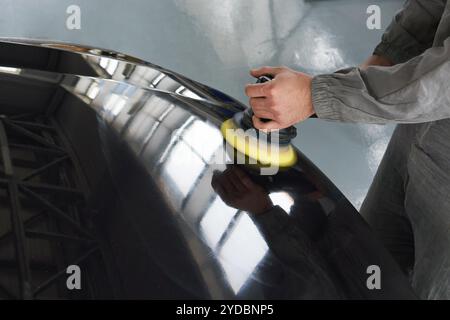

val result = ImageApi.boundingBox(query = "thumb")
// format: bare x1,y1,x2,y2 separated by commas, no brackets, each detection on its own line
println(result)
250,66,284,78
252,116,282,131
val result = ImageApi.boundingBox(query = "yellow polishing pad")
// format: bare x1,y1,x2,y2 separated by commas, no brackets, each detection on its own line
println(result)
220,118,297,168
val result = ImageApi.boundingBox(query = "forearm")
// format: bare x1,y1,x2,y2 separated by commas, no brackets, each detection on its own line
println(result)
312,38,450,124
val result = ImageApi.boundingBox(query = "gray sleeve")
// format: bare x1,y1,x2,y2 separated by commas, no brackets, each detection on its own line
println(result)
312,37,450,124
373,0,446,64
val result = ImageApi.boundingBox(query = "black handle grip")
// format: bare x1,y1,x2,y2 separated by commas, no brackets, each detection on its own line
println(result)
256,75,274,84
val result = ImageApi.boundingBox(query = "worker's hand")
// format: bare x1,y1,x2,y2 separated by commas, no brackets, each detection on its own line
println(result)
360,54,393,70
211,166,273,215
245,66,314,130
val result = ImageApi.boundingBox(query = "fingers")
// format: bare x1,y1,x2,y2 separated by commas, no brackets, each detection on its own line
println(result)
211,168,240,197
250,66,284,78
211,171,221,192
249,97,275,120
253,110,274,120
249,97,268,110
252,116,283,131
228,173,248,194
211,173,230,202
211,167,255,197
231,167,254,189
221,165,247,193
213,183,227,200
245,66,285,98
252,110,274,121
245,83,270,98
218,172,238,196
227,167,252,193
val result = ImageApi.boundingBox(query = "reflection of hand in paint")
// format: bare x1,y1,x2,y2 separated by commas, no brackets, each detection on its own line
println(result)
211,166,273,215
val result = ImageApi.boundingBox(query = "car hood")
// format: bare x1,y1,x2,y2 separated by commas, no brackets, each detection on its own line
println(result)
0,38,415,299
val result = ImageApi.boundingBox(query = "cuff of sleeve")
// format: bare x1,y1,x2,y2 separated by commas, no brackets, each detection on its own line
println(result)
311,76,341,121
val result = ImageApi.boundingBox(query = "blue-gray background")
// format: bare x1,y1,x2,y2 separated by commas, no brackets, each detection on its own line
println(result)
0,0,404,208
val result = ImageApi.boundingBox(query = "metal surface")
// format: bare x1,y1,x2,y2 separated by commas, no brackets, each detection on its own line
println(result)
0,40,415,299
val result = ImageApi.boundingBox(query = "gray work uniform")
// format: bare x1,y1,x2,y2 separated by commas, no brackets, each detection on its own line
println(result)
311,0,450,299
